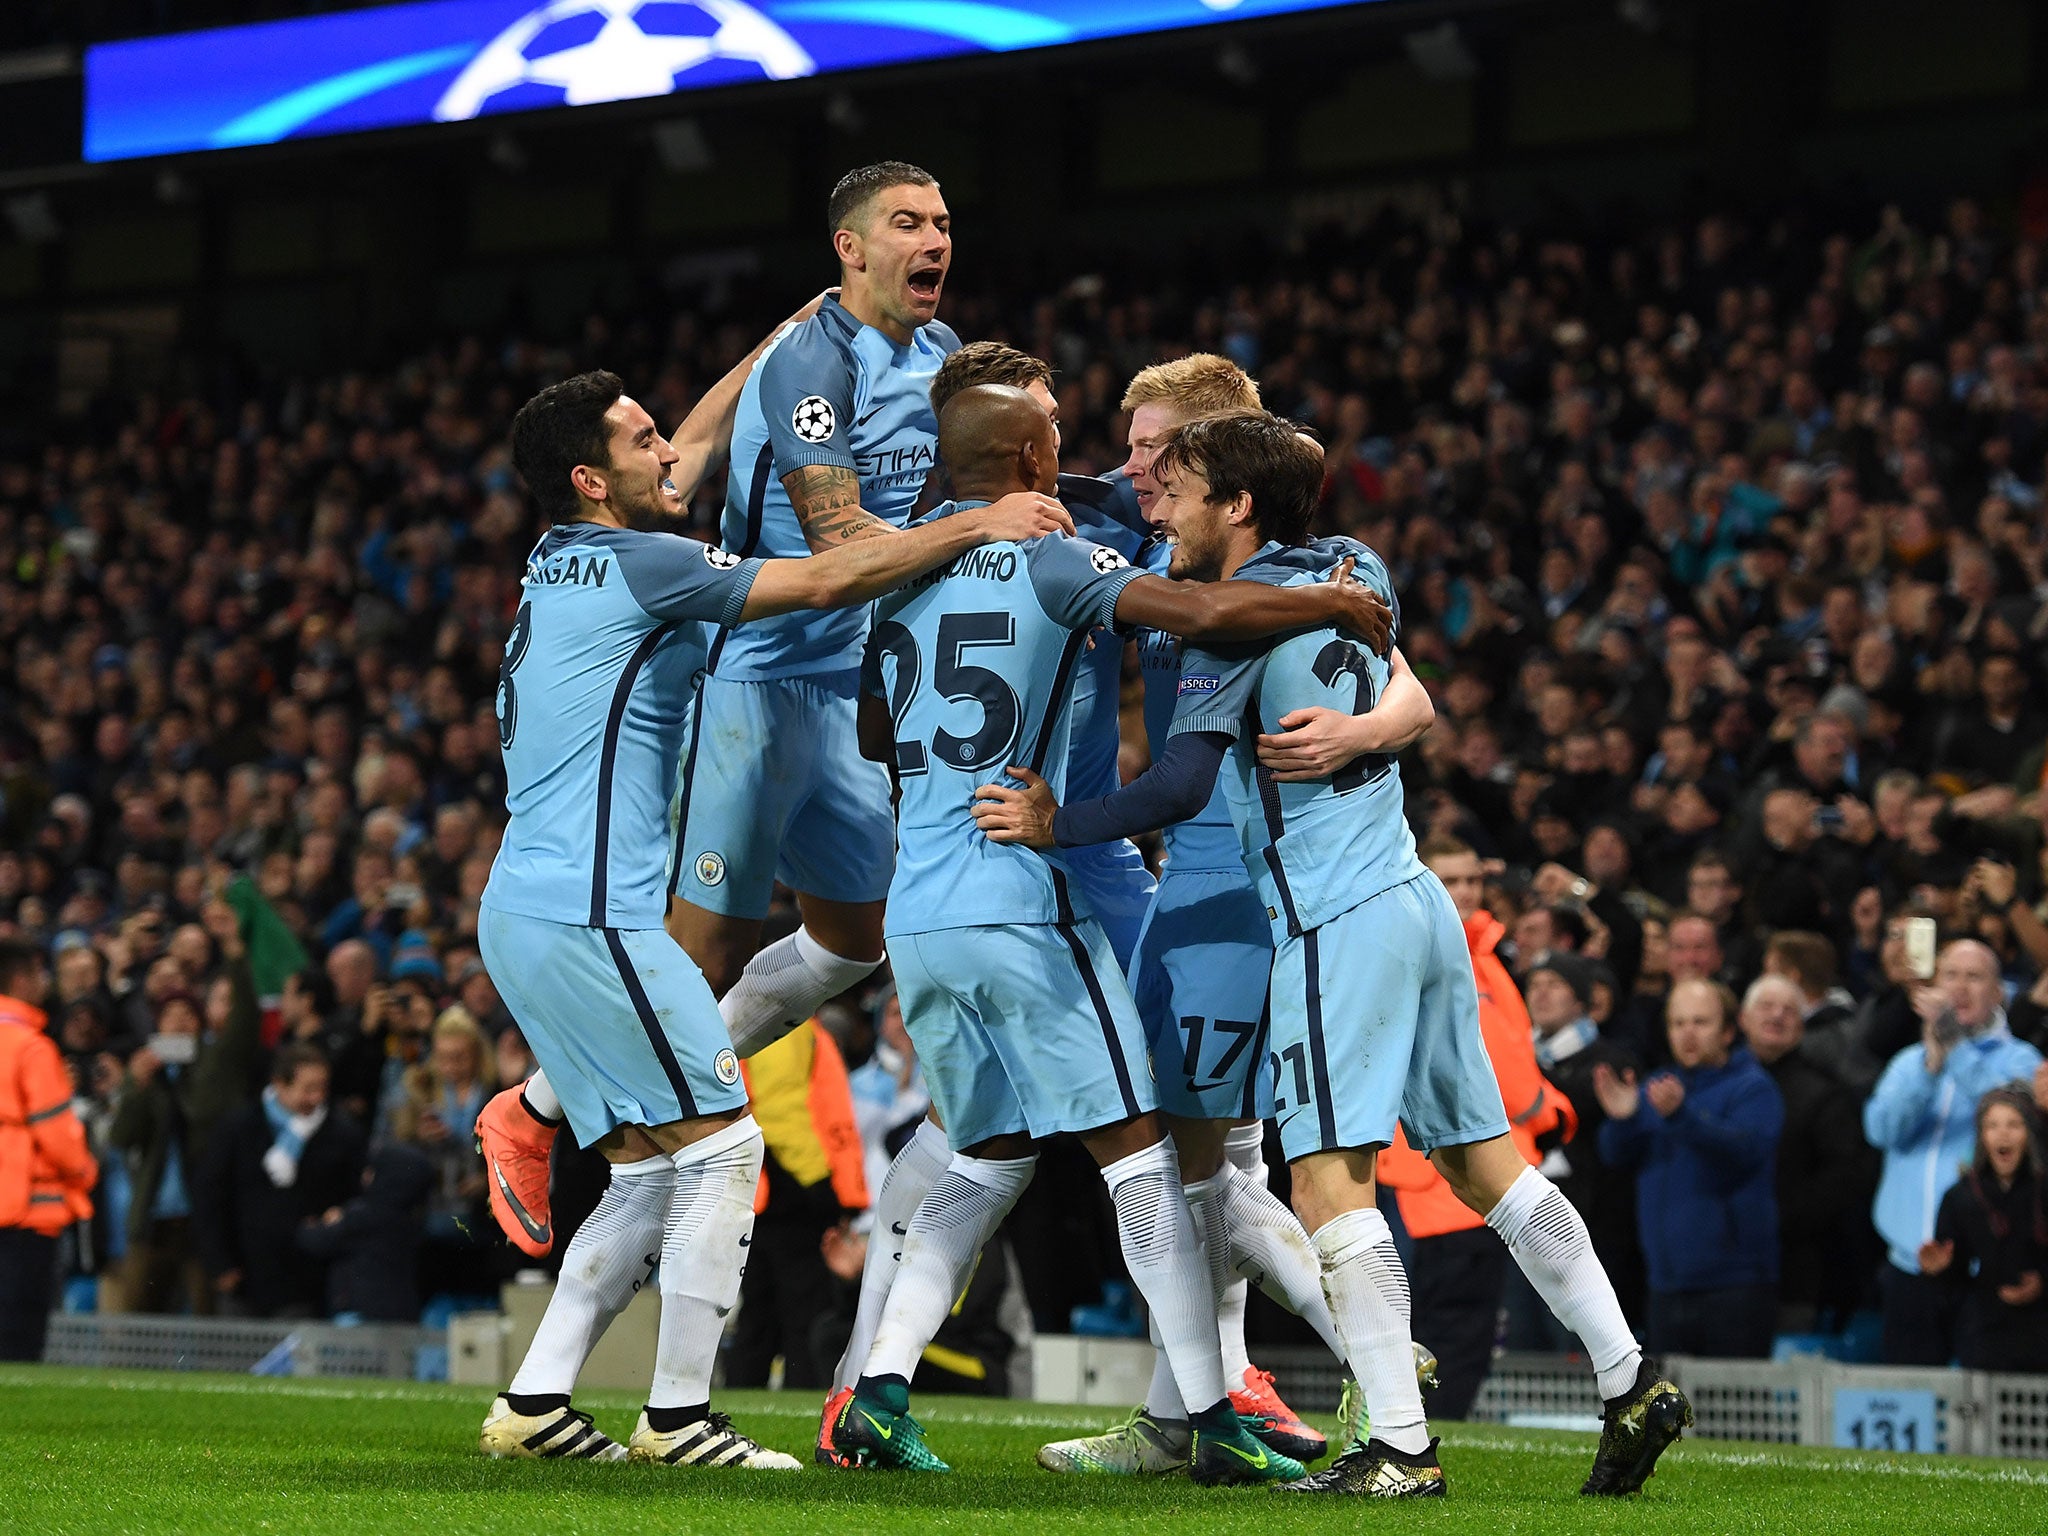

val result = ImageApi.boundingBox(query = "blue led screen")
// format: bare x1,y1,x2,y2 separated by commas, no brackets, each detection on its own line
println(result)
85,0,1381,162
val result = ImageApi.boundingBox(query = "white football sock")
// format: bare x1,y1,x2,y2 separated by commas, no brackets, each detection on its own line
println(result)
1223,1122,1267,1176
507,1154,669,1398
865,1151,1036,1383
832,1117,951,1390
1184,1171,1235,1304
1314,1205,1429,1455
1484,1165,1642,1401
1103,1139,1225,1415
1220,1160,1346,1363
721,928,882,1058
1218,1122,1267,1381
1215,1276,1253,1383
1143,1315,1187,1421
648,1117,764,1410
521,1071,563,1124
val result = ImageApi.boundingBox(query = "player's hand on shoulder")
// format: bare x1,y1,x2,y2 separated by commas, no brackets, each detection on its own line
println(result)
1257,706,1373,781
969,492,1074,544
1324,557,1394,655
971,766,1058,849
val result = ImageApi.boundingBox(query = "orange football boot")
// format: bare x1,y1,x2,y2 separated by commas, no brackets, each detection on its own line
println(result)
476,1085,558,1256
1231,1365,1328,1463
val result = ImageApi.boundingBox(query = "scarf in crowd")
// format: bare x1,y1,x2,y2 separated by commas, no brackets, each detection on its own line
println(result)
1534,1016,1600,1070
261,1083,328,1188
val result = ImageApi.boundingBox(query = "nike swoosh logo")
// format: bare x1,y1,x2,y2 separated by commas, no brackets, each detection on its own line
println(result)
739,1236,752,1247
890,1222,907,1236
855,405,884,428
492,1162,550,1246
857,1409,893,1441
1212,1439,1268,1470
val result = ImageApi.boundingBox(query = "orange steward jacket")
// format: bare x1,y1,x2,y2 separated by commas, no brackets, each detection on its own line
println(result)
0,995,96,1235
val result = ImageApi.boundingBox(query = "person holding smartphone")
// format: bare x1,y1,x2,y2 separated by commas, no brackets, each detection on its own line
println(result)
1864,938,2042,1365
104,899,261,1314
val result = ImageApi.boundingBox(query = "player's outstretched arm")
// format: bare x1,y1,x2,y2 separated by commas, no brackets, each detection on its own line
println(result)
1254,646,1434,782
740,494,1074,620
668,290,833,501
972,732,1229,851
1111,556,1394,653
784,463,898,549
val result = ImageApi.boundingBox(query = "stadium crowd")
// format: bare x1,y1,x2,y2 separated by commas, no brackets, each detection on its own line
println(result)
5,190,2048,1383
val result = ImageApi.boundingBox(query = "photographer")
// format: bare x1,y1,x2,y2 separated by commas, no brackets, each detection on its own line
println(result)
1864,939,2043,1364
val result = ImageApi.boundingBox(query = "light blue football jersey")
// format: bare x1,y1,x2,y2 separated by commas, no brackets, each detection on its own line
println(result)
1056,471,1148,804
481,524,762,930
866,502,1143,938
1167,538,1422,939
715,295,958,682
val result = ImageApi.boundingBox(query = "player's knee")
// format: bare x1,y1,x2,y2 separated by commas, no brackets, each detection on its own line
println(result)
1430,1136,1518,1216
1079,1111,1165,1169
959,1131,1035,1161
1288,1149,1375,1236
1165,1116,1227,1182
793,896,885,963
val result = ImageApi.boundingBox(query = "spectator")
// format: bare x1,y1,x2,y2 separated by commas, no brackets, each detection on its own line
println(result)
1681,851,1760,990
0,937,96,1360
1666,912,1728,991
493,1024,536,1092
1380,837,1577,1419
1932,655,2046,791
1739,974,1879,1329
847,983,930,1194
103,900,261,1314
1864,939,2044,1364
1515,950,1644,1332
387,1006,493,1296
198,1043,366,1317
1597,977,1785,1358
1918,1088,2048,1372
298,1143,435,1324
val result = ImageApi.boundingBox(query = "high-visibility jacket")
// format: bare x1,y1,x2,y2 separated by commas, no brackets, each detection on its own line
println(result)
0,996,96,1235
742,1021,869,1216
1378,910,1577,1239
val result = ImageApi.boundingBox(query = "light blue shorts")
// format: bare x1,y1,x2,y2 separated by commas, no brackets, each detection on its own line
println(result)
672,670,896,919
1129,867,1275,1122
1063,838,1158,972
478,905,748,1148
890,919,1157,1150
1266,872,1507,1163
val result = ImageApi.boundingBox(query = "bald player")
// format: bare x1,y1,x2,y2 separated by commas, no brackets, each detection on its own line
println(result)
827,385,1386,1481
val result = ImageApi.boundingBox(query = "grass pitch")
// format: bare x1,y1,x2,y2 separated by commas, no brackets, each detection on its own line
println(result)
4,1366,2041,1535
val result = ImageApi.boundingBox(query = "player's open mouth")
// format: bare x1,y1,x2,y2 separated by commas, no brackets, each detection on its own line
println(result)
907,266,943,300
661,476,679,499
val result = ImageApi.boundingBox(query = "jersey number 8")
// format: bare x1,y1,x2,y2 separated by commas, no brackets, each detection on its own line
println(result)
497,600,534,749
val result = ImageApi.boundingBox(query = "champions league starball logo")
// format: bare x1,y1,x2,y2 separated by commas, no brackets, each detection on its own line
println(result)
435,0,815,121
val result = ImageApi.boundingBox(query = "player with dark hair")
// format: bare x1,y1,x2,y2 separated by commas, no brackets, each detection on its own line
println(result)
477,163,1039,1257
827,384,1386,1481
474,370,1072,1468
977,412,1692,1500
